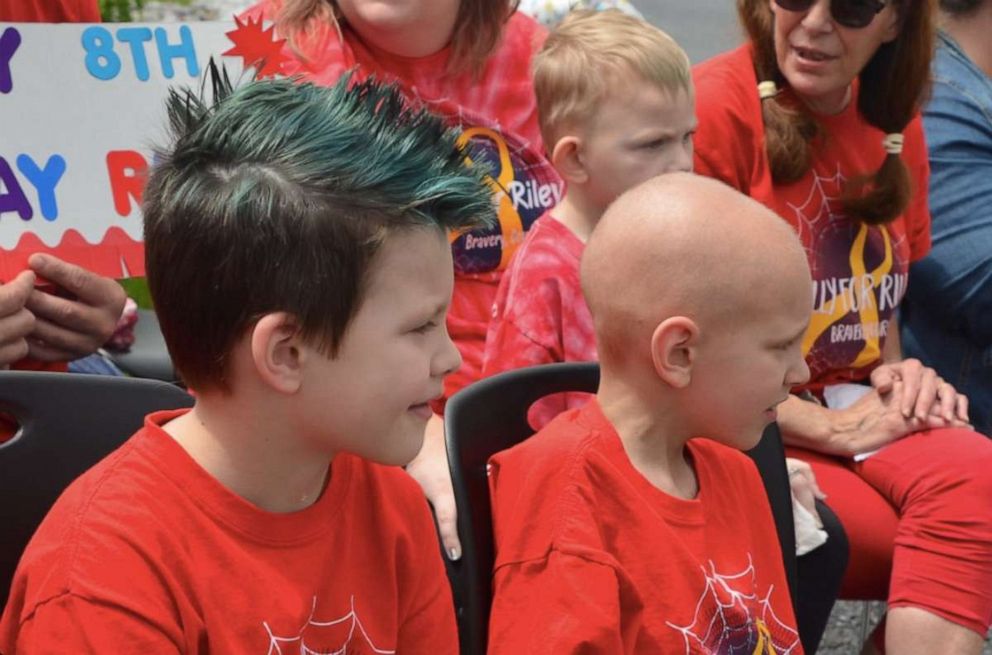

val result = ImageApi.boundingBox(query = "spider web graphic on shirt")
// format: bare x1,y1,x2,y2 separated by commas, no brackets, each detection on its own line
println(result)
783,164,847,264
781,165,907,379
263,595,396,655
666,556,801,655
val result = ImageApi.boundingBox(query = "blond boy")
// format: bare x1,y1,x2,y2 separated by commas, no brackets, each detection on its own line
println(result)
482,9,697,428
488,173,810,652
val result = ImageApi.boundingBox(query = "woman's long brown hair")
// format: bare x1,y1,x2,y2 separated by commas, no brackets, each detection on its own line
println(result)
738,0,935,224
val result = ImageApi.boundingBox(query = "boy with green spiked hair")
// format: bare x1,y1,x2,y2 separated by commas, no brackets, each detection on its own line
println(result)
0,72,494,652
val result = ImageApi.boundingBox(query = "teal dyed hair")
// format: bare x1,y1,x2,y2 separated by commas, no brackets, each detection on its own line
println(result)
143,65,494,391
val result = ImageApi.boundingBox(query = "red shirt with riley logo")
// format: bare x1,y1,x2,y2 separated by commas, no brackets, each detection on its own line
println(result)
693,45,931,394
239,3,562,404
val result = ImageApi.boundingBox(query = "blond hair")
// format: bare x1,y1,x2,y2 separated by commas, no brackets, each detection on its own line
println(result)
533,9,692,148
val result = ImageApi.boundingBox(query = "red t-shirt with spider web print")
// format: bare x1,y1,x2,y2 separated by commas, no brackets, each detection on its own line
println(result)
488,400,802,654
692,45,931,396
1,409,457,653
237,4,563,407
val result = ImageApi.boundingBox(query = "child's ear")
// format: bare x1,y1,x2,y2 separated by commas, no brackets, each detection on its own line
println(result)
550,135,589,184
250,312,305,394
650,317,699,388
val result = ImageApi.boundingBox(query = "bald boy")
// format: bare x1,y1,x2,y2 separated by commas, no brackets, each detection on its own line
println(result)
487,173,811,654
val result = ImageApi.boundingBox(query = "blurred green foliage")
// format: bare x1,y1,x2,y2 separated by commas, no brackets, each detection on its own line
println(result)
99,0,145,22
119,277,153,310
99,0,194,22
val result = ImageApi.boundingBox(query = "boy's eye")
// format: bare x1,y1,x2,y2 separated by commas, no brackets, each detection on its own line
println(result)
776,337,800,351
683,130,696,144
411,321,437,334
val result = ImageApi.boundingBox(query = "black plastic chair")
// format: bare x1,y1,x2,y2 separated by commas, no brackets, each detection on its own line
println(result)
108,308,178,382
0,371,193,610
443,362,817,654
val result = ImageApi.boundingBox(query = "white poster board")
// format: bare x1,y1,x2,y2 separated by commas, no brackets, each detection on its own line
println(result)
0,20,258,279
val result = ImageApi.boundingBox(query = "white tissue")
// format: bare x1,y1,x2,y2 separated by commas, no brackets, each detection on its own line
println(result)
793,495,829,556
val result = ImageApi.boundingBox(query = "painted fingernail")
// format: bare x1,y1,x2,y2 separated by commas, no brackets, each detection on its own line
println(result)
448,547,461,561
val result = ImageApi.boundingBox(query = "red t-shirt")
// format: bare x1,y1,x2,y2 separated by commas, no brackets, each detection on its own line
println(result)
0,409,457,653
0,0,99,21
488,400,802,654
239,3,562,404
693,45,931,393
482,213,595,428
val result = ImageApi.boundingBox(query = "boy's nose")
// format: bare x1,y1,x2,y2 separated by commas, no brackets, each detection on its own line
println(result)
672,144,694,173
787,356,811,388
435,330,462,379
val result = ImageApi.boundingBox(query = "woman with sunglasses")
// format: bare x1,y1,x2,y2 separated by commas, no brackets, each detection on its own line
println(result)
693,0,992,653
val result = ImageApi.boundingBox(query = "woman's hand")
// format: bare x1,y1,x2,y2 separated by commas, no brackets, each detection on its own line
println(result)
777,383,968,457
24,254,127,362
870,358,970,426
0,271,37,366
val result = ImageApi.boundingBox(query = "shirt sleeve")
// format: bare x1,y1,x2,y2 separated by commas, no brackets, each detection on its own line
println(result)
911,80,992,344
8,593,182,654
483,317,559,377
691,60,762,194
488,550,642,655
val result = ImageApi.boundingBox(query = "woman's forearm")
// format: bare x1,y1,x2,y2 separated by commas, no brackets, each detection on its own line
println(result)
776,394,860,457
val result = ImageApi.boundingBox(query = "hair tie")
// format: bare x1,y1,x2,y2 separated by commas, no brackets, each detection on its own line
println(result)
882,133,904,155
757,80,778,100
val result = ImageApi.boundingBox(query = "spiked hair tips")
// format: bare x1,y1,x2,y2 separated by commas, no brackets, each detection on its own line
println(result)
143,66,495,390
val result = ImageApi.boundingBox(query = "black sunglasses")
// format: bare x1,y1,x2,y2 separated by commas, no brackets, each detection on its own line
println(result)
773,0,887,29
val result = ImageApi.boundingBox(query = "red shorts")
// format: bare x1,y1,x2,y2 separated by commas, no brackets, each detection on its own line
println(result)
789,428,992,635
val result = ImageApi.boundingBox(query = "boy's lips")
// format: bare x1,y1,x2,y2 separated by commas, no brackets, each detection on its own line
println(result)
408,393,442,420
409,402,434,420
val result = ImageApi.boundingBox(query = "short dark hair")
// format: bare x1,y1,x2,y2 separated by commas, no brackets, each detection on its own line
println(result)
940,0,982,15
143,69,494,391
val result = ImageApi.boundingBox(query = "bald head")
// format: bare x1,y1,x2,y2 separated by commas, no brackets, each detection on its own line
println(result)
581,172,811,369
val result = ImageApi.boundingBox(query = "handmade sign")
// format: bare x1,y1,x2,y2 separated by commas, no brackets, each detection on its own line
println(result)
0,19,273,280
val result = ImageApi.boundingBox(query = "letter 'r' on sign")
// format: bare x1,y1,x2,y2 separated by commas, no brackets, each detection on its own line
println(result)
0,27,21,94
107,150,148,216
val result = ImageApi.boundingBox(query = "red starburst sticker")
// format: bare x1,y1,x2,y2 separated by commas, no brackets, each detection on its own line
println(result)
224,14,288,79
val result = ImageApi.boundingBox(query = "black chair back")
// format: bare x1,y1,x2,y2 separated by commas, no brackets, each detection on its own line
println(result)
443,362,800,654
0,372,193,609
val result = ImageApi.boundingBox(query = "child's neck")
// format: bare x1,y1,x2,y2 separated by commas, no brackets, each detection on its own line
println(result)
553,191,605,243
597,376,699,500
164,398,331,514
